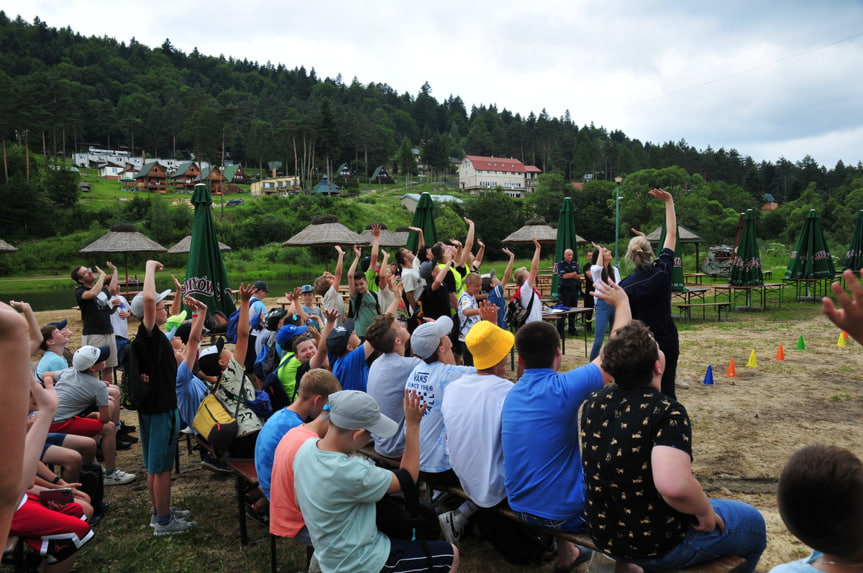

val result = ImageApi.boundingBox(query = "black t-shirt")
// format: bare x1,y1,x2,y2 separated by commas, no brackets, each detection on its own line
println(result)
132,322,178,415
75,285,114,335
421,280,451,320
580,385,692,559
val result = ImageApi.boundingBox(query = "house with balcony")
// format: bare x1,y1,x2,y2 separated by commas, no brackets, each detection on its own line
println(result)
171,161,201,192
457,155,541,198
135,161,168,193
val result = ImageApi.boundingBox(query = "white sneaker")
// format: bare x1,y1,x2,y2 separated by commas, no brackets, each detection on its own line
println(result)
438,509,467,546
104,468,136,485
154,515,196,536
150,508,192,527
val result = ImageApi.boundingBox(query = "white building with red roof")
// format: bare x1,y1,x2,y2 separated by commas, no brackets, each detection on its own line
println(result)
457,155,542,197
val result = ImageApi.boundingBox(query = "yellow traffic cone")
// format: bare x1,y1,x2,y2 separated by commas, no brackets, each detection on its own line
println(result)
747,349,758,367
838,332,847,347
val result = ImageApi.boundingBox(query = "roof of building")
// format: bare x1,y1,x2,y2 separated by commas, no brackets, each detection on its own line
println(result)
463,155,527,173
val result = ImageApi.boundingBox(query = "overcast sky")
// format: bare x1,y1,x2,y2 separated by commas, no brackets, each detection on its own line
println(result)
13,1,863,169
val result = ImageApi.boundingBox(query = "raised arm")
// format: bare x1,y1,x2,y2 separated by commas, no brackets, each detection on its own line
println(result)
0,302,34,546
501,248,515,287
471,239,486,272
408,226,425,250
106,261,119,295
457,217,475,266
651,188,676,252
390,390,424,490
528,238,541,286
24,374,59,493
378,249,390,291
591,278,632,375
184,297,208,370
368,224,381,277
333,245,345,289
170,274,184,316
348,245,361,297
383,274,402,317
80,267,107,300
142,260,162,333
234,283,254,364
9,301,41,355
314,308,340,368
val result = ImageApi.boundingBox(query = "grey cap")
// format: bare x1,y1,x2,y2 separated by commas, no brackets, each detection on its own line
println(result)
327,390,398,437
410,315,453,360
130,289,172,319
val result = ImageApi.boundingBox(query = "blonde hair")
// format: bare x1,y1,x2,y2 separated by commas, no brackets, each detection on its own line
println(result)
626,236,655,270
513,267,528,285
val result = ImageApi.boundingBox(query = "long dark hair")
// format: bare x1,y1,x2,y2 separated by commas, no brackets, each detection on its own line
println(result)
590,249,615,284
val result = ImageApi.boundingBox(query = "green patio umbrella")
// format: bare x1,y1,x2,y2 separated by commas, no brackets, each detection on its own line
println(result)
184,184,236,316
657,213,685,292
843,209,863,271
785,209,835,279
406,192,437,253
729,210,764,286
552,197,578,299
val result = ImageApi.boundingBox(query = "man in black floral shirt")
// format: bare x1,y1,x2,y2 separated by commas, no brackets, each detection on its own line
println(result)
580,320,766,573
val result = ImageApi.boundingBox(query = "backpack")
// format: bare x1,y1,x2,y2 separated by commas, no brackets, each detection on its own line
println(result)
349,290,380,319
262,352,293,411
121,338,149,410
506,288,536,330
376,469,441,567
226,298,262,343
253,335,280,381
225,309,241,344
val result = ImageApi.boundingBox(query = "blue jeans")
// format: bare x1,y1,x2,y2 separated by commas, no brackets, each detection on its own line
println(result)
589,299,615,361
630,499,766,573
515,510,586,533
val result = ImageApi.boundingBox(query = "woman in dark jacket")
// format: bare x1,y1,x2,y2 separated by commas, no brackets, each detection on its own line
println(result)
619,188,680,398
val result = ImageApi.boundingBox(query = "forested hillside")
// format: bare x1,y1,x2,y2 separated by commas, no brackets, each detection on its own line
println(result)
1,12,862,272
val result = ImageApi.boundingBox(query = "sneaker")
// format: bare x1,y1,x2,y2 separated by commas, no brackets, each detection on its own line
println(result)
104,468,136,485
438,509,467,546
154,515,196,536
246,504,269,526
201,455,232,474
150,508,192,527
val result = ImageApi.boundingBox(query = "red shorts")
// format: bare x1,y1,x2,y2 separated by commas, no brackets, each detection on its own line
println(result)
11,493,94,564
49,417,104,438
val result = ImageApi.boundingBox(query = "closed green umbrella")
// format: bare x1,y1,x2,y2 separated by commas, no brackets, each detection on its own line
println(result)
552,197,578,299
843,210,863,271
785,209,835,279
406,192,437,253
730,210,764,286
184,184,236,316
657,213,685,292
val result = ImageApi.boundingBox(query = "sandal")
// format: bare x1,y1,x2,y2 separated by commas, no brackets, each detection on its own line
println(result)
553,546,593,573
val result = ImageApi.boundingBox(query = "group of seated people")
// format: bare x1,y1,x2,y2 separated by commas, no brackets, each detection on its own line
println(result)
4,228,863,572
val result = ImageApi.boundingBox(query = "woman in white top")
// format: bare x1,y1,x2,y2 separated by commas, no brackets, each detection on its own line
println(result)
588,244,621,361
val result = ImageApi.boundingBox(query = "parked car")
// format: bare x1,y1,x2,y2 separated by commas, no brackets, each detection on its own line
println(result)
226,198,245,206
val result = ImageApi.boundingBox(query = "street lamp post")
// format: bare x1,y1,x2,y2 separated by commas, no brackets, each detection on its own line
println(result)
614,176,623,266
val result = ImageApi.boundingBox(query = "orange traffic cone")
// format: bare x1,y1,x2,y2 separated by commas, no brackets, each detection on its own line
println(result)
726,359,737,378
775,344,785,361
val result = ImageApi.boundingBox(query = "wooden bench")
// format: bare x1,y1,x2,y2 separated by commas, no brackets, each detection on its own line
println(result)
225,459,262,546
675,302,731,323
357,447,746,573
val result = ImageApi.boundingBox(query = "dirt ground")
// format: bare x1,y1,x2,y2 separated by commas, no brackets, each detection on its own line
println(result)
26,295,863,571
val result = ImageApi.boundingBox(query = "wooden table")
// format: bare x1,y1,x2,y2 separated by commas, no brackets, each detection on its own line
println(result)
782,277,831,302
672,287,708,304
684,273,707,285
713,283,784,310
542,306,593,357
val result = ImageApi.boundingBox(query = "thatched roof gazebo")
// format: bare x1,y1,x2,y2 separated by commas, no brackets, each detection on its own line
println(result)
359,223,409,249
167,235,232,254
79,223,167,287
281,215,368,271
644,224,704,269
0,238,17,253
